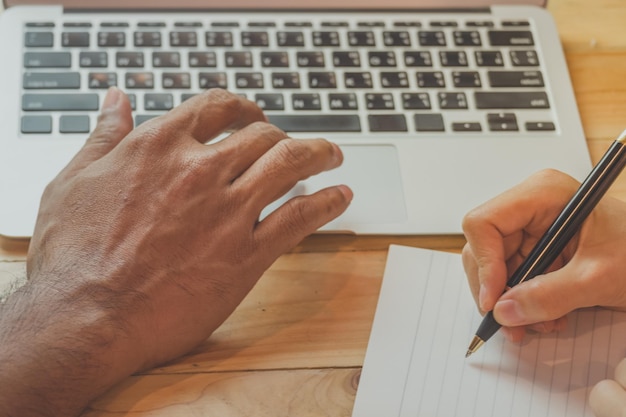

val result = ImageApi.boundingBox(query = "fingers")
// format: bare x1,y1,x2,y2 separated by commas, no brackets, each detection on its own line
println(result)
255,185,353,259
590,359,626,417
61,87,133,177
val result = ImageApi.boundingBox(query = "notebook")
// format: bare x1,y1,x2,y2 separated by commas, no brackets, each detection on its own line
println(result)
0,0,592,238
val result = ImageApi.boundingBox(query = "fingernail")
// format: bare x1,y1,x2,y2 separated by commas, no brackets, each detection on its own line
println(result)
337,184,354,203
102,87,122,110
331,142,343,163
478,284,488,311
494,299,524,326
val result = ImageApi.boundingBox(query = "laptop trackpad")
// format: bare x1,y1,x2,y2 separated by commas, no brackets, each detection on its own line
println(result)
262,144,407,230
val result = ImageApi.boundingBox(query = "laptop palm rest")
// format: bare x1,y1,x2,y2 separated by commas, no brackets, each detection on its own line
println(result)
262,144,407,232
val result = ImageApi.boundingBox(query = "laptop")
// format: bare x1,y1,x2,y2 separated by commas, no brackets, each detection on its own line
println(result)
0,0,592,238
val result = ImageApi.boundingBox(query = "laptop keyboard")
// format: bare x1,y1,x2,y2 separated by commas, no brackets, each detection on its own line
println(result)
20,13,556,136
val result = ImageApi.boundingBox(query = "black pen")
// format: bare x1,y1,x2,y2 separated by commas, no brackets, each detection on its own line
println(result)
466,130,626,358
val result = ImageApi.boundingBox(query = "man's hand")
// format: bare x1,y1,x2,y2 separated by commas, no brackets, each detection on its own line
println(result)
0,87,352,417
590,357,626,417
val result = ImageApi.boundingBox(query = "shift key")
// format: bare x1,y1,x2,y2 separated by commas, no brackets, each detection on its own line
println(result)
22,93,99,111
475,91,549,109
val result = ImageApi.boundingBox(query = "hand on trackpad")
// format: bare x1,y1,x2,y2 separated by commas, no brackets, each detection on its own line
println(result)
261,144,408,232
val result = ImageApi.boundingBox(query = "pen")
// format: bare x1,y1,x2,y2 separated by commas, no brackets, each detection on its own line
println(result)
466,129,626,358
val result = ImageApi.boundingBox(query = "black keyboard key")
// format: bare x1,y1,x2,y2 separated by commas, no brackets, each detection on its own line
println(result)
297,52,325,67
235,72,264,89
23,72,80,89
488,30,534,46
475,92,549,109
277,31,305,47
440,51,468,67
453,31,481,46
271,72,300,89
80,51,108,68
369,51,397,67
145,93,174,110
510,50,540,67
357,21,385,28
199,72,227,89
181,93,197,102
24,52,71,68
137,22,165,27
175,22,203,28
163,72,191,89
466,21,494,27
402,93,431,110
225,51,253,67
381,71,409,88
127,94,137,110
452,71,481,88
368,114,406,132
98,31,125,47
88,72,117,89
452,122,482,132
25,32,53,47
21,115,52,133
241,31,269,47
333,51,361,67
321,21,349,27
430,21,457,28
438,92,468,109
255,93,285,111
101,22,129,28
248,22,275,28
404,51,432,67
475,51,504,67
206,31,234,46
502,20,530,27
116,52,144,68
135,115,158,126
393,21,422,27
487,113,519,131
59,115,90,133
292,93,322,110
488,70,544,88
419,31,446,46
268,115,361,132
348,31,375,46
383,31,411,46
284,22,312,28
414,113,445,132
417,71,445,88
308,72,337,88
25,22,55,28
189,52,217,67
313,31,340,46
211,22,239,28
366,93,395,110
62,32,89,47
134,31,161,47
153,52,181,68
329,93,358,110
526,121,556,131
125,72,155,89
22,93,99,111
261,52,289,67
345,72,373,89
170,31,198,47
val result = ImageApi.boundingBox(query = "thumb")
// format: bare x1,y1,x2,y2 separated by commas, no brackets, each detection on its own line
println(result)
492,267,590,327
62,87,133,176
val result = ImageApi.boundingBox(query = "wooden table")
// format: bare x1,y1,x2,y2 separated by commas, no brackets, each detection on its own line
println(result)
2,0,626,414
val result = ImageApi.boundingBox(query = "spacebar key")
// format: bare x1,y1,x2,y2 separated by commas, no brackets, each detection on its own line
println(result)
268,114,361,132
22,93,99,111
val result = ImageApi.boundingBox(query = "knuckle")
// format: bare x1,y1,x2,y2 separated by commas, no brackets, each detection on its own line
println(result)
274,139,313,172
204,88,243,115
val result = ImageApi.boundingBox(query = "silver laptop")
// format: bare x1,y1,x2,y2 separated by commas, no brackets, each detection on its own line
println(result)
0,0,591,238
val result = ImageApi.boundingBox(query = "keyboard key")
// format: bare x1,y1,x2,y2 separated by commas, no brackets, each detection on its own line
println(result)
153,52,181,68
25,32,53,47
189,52,217,67
144,93,174,110
88,72,117,89
475,92,549,109
137,22,165,28
22,93,99,111
416,71,445,88
439,51,468,67
466,21,494,27
127,94,136,110
438,92,468,109
134,31,161,47
526,121,556,131
24,52,71,68
333,51,361,67
21,115,52,133
357,21,385,28
502,20,530,27
366,93,395,110
329,93,358,110
368,114,407,132
116,52,144,68
414,113,445,132
284,22,312,28
418,31,446,46
225,51,253,67
62,32,89,47
404,51,432,67
402,93,431,110
255,93,285,110
199,72,227,89
241,31,269,46
452,71,481,88
383,31,411,46
268,115,361,132
162,72,191,89
393,21,422,27
175,22,203,27
488,70,544,88
381,71,409,88
308,72,337,88
453,31,481,46
348,31,375,46
235,72,264,88
271,72,300,89
248,22,275,28
321,21,349,27
125,72,155,89
345,72,373,89
369,51,397,67
59,115,90,133
101,22,129,28
487,113,519,131
80,51,108,68
98,31,125,47
135,115,158,126
170,31,198,47
488,30,534,46
297,52,325,67
277,31,305,46
510,50,540,66
313,31,340,46
292,93,321,110
261,52,289,67
430,21,457,27
23,72,80,89
25,22,55,28
475,51,504,67
452,122,482,132
206,31,234,46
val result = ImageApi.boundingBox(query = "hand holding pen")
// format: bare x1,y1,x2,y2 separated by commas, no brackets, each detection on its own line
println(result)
461,131,626,356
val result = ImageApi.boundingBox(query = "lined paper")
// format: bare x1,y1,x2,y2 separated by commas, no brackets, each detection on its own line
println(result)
352,245,626,417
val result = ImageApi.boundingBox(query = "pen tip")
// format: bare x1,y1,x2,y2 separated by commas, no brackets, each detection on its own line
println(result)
465,335,485,358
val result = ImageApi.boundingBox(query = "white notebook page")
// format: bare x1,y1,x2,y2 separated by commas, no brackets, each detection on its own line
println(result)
352,245,626,417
